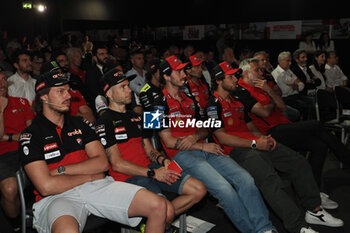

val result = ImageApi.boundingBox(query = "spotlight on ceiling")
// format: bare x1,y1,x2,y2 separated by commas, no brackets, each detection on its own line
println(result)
37,4,46,12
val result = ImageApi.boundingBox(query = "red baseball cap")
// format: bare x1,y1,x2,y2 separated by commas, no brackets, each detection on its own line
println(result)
212,61,239,79
160,55,188,74
189,54,204,66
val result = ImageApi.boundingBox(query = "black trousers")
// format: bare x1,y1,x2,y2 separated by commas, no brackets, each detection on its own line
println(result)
230,144,320,233
268,120,350,186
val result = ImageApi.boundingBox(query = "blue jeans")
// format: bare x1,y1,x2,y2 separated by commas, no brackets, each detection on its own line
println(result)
172,150,276,233
125,163,190,195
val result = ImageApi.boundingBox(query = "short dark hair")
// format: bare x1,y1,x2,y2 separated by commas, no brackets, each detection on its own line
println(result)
210,70,225,91
51,50,67,62
92,43,108,56
11,49,30,65
31,50,44,60
292,49,306,61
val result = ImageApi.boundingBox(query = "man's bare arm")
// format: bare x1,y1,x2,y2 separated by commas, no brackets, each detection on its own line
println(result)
25,160,103,196
50,140,109,176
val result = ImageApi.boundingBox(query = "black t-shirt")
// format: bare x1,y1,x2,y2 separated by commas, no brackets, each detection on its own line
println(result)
96,109,152,181
96,109,152,149
139,82,163,111
19,114,97,167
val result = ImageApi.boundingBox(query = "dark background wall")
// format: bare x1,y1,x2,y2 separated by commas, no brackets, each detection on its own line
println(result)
1,0,349,73
2,0,350,35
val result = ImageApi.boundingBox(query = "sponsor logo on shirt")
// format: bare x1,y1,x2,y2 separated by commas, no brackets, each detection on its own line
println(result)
44,150,61,160
67,129,82,136
115,134,128,140
44,143,58,151
114,127,126,133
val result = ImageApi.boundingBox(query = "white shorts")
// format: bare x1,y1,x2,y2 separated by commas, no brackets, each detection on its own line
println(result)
32,176,143,233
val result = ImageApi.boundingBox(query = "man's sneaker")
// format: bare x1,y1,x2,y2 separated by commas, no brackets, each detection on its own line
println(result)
305,208,344,227
300,227,318,233
320,192,339,209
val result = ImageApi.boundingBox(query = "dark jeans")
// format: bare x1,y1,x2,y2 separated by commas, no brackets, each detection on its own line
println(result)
230,144,320,233
283,94,315,120
268,120,350,186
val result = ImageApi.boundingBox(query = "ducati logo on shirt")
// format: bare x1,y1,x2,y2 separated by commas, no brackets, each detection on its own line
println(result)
76,138,82,145
67,129,82,136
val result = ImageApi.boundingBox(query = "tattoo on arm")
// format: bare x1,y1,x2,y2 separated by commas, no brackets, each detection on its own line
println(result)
148,149,160,163
174,138,182,149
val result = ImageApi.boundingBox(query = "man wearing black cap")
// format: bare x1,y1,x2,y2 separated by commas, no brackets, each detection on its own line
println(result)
18,67,168,233
182,54,210,113
154,55,277,233
40,61,95,123
96,68,206,226
205,61,343,233
139,59,163,112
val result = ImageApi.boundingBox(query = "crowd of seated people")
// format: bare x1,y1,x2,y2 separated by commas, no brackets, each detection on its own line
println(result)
0,31,349,233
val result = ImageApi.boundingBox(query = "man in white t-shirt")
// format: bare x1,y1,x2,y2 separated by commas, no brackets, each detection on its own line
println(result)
272,51,311,119
324,51,348,88
7,49,35,104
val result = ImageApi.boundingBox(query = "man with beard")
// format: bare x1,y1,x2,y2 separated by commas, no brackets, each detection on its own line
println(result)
8,49,35,104
96,68,206,228
18,68,168,233
236,58,349,205
154,55,277,233
205,61,343,233
182,54,210,114
126,49,147,95
139,60,163,112
85,44,110,109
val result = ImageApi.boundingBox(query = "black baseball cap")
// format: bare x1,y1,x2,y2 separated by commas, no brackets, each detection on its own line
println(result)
35,61,70,93
101,68,136,93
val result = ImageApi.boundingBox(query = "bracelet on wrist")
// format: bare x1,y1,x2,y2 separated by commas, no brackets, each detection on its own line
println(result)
161,157,167,166
8,134,13,142
156,155,162,164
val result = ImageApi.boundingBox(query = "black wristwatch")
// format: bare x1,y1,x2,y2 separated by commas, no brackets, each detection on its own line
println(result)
251,140,257,150
147,168,155,178
8,134,13,142
57,165,66,175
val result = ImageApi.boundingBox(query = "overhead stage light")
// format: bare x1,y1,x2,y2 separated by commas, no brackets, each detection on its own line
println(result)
37,4,46,12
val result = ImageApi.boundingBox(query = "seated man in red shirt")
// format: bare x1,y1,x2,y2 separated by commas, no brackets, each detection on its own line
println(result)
154,56,277,233
0,72,35,231
182,54,210,114
95,68,206,226
19,67,168,233
205,62,343,233
236,58,350,200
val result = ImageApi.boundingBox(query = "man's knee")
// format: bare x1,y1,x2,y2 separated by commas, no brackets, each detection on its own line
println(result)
0,179,18,199
148,195,168,218
182,177,207,203
165,199,175,223
51,215,80,233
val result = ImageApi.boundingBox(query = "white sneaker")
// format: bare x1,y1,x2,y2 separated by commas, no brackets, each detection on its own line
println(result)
300,227,318,233
320,192,339,209
305,208,344,227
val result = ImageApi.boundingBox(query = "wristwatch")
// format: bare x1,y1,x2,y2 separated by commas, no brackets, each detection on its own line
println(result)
147,168,155,178
57,165,66,175
251,140,257,150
